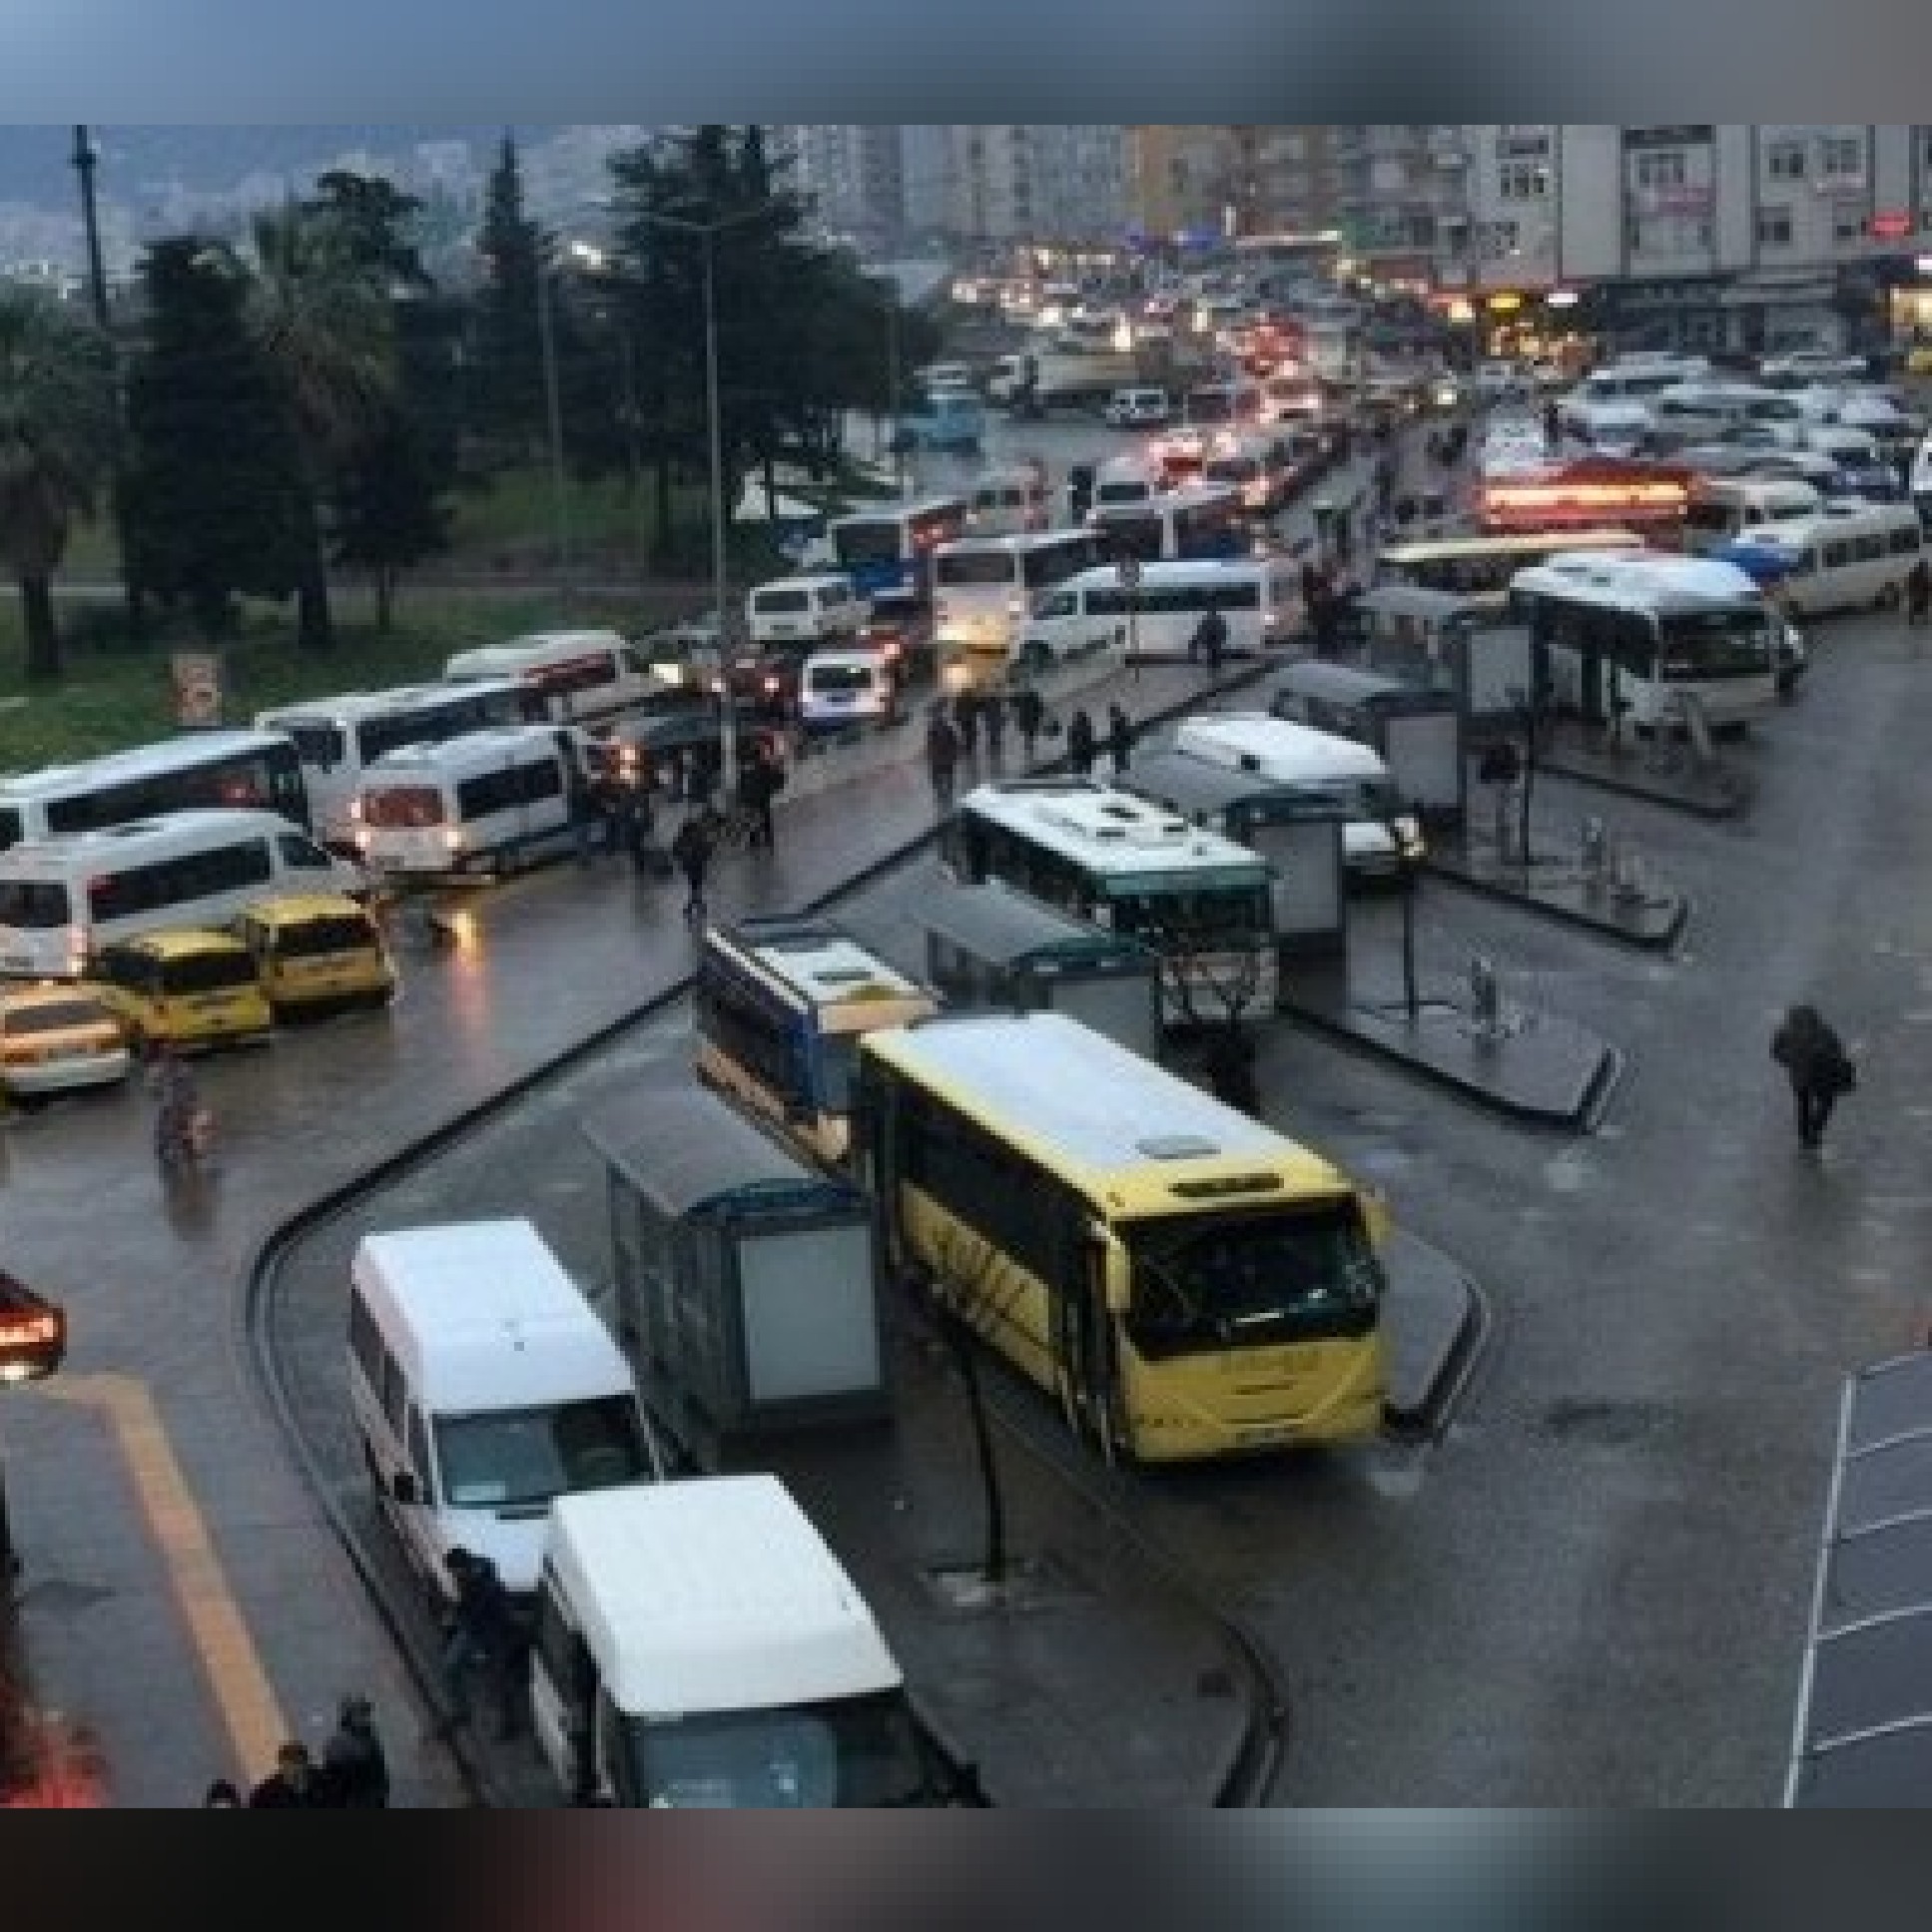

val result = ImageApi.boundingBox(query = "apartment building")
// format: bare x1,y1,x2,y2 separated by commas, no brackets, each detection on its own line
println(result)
774,125,907,248
940,125,1127,247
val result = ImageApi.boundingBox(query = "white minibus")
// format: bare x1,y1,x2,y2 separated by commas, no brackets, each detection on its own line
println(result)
1681,478,1825,554
530,1476,974,1808
0,809,364,980
348,1217,664,1610
1089,454,1164,512
1735,503,1925,617
797,645,903,736
1017,558,1298,670
442,630,660,732
1649,382,1806,445
745,574,869,648
354,726,590,883
930,528,1102,676
966,464,1049,536
1173,713,1424,882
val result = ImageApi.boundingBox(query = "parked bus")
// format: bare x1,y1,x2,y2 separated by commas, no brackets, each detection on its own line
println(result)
1017,558,1299,670
441,630,661,732
1373,529,1644,610
939,778,1278,1027
256,679,545,853
827,496,971,610
353,726,589,883
1508,552,1781,732
931,529,1103,678
1090,483,1250,564
693,915,939,1167
0,729,312,856
855,1009,1390,1462
0,810,363,980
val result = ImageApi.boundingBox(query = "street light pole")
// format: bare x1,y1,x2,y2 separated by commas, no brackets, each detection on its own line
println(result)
534,257,571,584
700,228,739,799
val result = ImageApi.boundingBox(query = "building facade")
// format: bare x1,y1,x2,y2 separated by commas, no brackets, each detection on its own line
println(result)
775,125,907,249
936,125,1127,247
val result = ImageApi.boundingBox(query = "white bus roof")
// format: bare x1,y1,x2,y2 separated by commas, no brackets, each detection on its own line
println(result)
748,573,856,598
444,630,628,679
1176,713,1388,782
1092,481,1242,518
715,922,927,1009
352,1218,629,1415
936,528,1092,560
361,726,567,783
1059,559,1283,595
829,495,967,528
0,729,293,807
0,808,302,875
547,1476,901,1717
1512,553,1765,611
864,1009,1311,1182
256,680,524,726
958,779,1268,877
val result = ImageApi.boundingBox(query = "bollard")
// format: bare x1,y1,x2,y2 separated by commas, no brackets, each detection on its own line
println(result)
1469,953,1502,1040
1612,847,1644,904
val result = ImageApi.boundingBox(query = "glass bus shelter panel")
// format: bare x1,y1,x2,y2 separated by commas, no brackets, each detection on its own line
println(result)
1384,708,1466,824
1250,816,1346,958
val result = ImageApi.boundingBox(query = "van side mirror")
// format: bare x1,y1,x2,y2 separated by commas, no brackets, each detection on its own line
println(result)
390,1471,419,1507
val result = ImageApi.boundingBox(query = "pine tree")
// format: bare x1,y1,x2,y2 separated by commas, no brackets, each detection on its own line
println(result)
470,133,545,459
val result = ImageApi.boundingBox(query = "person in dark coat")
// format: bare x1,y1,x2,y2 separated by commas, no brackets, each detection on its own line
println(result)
249,1741,334,1809
670,811,717,922
981,690,1006,763
1012,686,1045,766
1771,1002,1854,1150
926,709,962,807
1065,708,1097,776
322,1694,390,1809
1191,605,1229,674
1907,555,1931,627
953,685,979,757
1105,702,1135,776
736,746,780,852
439,1548,528,1741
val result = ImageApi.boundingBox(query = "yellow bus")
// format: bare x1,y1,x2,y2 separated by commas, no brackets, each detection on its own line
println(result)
695,915,939,1167
855,1010,1389,1463
1374,527,1644,609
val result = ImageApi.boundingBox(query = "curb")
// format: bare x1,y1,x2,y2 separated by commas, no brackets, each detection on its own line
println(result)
1533,753,1749,822
1425,859,1691,953
239,658,1275,1809
1281,998,1624,1129
1383,1260,1495,1440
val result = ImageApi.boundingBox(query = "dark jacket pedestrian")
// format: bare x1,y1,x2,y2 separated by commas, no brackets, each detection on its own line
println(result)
439,1548,527,1740
322,1694,390,1809
1203,1022,1260,1115
249,1741,334,1809
926,712,962,807
1012,686,1044,765
1771,1002,1855,1150
1192,606,1229,673
1105,703,1135,775
670,812,717,921
953,686,979,756
737,750,781,852
982,691,1006,760
1066,708,1097,777
1908,556,1931,625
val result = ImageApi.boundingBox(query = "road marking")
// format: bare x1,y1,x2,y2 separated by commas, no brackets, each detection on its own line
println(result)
45,1372,287,1780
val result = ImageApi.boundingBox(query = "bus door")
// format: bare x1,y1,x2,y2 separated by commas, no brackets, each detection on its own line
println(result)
1055,1227,1123,1463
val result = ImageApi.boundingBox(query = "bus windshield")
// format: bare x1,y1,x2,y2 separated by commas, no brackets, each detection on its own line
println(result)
434,1396,650,1510
834,522,900,569
1105,880,1270,947
1656,608,1774,679
621,1691,942,1809
1121,1199,1383,1357
935,551,1015,587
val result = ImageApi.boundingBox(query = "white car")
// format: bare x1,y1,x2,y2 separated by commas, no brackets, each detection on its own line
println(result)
1104,386,1173,428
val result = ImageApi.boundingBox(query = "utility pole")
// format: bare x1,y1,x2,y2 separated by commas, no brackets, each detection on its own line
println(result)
72,126,143,637
534,256,571,584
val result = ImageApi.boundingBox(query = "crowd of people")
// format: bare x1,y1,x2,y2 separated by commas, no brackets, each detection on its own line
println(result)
207,1693,390,1808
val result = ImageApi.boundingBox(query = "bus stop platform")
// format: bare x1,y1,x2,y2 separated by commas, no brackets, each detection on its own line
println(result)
1526,718,1759,821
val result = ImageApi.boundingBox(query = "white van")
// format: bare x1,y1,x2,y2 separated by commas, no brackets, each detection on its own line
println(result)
1173,713,1424,882
1089,454,1164,512
1018,558,1298,669
746,574,869,648
1649,382,1805,446
1557,397,1654,456
1682,477,1825,553
966,464,1049,537
529,1475,973,1808
354,726,590,882
1736,502,1925,617
349,1219,663,1610
442,630,659,732
798,645,901,735
0,809,363,981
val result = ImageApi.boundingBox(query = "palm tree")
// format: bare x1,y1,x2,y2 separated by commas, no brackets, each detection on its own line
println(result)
0,289,116,680
207,207,395,650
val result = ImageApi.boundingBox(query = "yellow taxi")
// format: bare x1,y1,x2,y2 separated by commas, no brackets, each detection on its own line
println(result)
231,894,395,1017
88,931,274,1053
0,984,134,1098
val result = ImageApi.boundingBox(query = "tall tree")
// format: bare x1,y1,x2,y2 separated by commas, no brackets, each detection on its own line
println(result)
470,133,545,459
330,402,450,629
122,239,312,641
0,288,115,680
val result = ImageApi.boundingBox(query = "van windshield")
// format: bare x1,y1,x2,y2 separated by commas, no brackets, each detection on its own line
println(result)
158,951,257,995
434,1396,650,1509
363,786,445,829
0,881,71,929
621,1691,946,1808
757,589,811,613
274,915,375,959
809,664,875,695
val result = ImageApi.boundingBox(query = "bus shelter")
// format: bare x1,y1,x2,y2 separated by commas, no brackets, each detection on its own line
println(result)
1787,1349,1932,1805
1266,658,1467,829
916,876,1163,1061
1116,746,1348,978
1347,584,1487,693
583,1082,889,1469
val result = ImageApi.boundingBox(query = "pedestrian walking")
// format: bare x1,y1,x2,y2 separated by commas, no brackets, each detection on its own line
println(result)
1907,555,1931,627
249,1741,334,1809
565,750,599,869
670,811,717,923
1066,708,1097,777
322,1693,390,1809
737,746,780,853
953,685,979,757
438,1548,528,1741
1105,702,1135,776
1012,686,1044,767
1191,605,1229,675
926,709,962,808
982,690,1006,763
1771,1002,1856,1151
